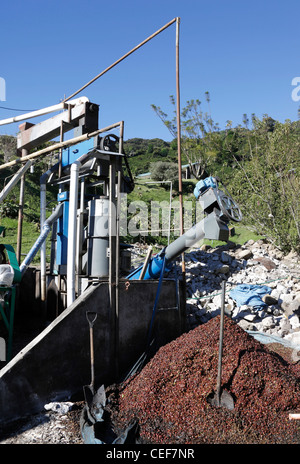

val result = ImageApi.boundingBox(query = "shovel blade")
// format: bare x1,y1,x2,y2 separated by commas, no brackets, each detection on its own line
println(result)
83,384,106,423
207,389,235,410
83,385,94,408
220,389,235,410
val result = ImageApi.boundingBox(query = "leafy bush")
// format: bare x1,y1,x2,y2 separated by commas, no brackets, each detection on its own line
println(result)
227,117,300,252
0,199,19,219
150,161,179,183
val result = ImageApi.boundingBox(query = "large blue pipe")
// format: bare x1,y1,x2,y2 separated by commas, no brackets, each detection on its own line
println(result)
127,215,207,280
20,203,64,276
126,252,171,280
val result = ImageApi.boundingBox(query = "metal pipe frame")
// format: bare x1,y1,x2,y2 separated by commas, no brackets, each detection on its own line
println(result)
0,97,89,127
0,122,124,171
0,160,33,203
64,19,177,102
40,163,60,302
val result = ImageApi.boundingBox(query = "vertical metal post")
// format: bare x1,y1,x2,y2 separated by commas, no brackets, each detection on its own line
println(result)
176,17,186,277
114,122,124,378
17,148,27,264
114,164,121,379
58,103,72,181
168,181,172,246
58,120,64,179
109,162,116,288
109,159,117,375
67,162,80,306
56,120,64,306
216,280,226,406
76,177,85,296
176,18,182,233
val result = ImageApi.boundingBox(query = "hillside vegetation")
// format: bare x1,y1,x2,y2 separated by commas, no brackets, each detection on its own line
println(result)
0,108,299,260
123,137,187,176
150,95,300,253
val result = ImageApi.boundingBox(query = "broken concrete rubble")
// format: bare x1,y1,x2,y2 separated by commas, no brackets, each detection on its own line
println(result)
169,239,300,347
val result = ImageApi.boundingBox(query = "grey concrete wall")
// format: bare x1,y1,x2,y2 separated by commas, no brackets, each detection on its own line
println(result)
0,278,185,427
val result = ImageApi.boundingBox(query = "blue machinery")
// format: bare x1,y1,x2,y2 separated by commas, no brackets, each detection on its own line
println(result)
0,98,242,359
28,142,241,311
127,175,242,280
26,142,241,310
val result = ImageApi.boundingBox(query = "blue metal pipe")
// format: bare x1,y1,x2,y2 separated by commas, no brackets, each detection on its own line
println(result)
126,251,172,280
127,216,206,281
146,253,167,346
20,203,64,276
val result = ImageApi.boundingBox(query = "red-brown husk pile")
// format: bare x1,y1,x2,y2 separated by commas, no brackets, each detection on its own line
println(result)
107,316,300,444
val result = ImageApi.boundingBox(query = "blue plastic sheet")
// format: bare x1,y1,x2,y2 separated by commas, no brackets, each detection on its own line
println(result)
229,284,272,310
247,330,300,350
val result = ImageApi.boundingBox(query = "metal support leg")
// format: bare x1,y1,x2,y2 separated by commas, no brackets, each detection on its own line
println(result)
0,285,16,362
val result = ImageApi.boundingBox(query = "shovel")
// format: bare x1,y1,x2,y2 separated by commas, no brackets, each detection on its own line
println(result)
83,311,98,409
208,281,234,410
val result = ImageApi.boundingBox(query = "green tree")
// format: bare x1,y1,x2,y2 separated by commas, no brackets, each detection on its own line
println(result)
151,92,221,179
228,116,300,252
150,161,178,184
0,135,17,163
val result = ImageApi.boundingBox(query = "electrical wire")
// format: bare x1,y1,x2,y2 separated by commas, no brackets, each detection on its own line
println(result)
0,105,38,112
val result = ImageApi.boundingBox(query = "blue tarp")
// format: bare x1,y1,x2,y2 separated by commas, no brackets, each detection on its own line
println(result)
247,330,300,349
193,176,217,199
229,284,272,310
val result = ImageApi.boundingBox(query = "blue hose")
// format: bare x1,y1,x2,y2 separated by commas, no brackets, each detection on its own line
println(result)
146,253,167,347
20,225,51,274
126,249,171,281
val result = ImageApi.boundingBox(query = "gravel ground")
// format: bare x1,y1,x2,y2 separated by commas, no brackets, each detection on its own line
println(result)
0,402,84,444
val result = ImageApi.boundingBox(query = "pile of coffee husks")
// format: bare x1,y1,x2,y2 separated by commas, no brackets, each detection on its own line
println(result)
107,317,300,444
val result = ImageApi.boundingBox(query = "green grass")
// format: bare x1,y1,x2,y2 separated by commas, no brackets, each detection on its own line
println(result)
130,178,196,202
203,224,264,248
0,217,51,265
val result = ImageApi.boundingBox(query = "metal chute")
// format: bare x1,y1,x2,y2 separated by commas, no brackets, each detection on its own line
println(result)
127,176,242,281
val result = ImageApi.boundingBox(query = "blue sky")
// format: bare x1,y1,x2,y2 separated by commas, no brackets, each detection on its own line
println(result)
0,0,300,141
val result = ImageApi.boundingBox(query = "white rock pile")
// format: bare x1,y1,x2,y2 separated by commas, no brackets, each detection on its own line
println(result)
165,239,300,349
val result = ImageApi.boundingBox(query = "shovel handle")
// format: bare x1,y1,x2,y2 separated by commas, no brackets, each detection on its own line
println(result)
86,312,97,389
216,281,226,404
86,311,97,328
